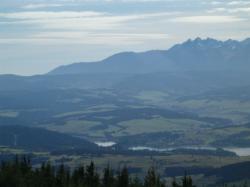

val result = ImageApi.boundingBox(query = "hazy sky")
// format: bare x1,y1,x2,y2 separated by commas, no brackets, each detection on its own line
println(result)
0,0,250,75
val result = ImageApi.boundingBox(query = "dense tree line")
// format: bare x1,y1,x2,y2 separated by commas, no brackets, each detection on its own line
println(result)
0,156,196,187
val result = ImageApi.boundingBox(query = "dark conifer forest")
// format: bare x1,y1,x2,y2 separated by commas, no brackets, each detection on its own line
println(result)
0,156,196,187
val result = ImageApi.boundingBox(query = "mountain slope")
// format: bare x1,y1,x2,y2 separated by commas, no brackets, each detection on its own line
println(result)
0,73,132,91
49,51,173,74
49,37,250,75
205,161,250,183
0,125,98,151
0,37,250,93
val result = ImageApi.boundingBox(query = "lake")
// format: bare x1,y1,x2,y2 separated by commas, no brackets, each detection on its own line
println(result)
129,146,250,156
94,141,250,156
95,141,116,147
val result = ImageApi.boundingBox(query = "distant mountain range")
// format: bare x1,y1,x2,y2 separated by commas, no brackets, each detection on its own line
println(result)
49,37,250,75
0,37,250,93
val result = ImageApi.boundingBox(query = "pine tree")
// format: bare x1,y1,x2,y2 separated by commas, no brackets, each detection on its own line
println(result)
86,161,99,187
144,167,165,187
130,176,143,187
172,177,180,187
117,166,129,187
102,165,115,187
182,172,194,187
72,166,85,187
243,181,248,187
56,163,66,187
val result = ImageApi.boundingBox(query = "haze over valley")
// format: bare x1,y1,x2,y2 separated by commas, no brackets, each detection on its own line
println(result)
1,0,250,186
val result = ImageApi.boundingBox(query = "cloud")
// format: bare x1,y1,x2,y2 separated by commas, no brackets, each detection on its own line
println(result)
124,0,169,1
0,11,106,20
230,7,250,13
207,0,250,14
227,1,250,6
208,0,250,6
0,32,169,45
170,15,246,23
208,7,250,13
210,1,223,6
0,10,173,44
69,0,166,1
0,11,180,30
0,11,179,20
22,4,64,9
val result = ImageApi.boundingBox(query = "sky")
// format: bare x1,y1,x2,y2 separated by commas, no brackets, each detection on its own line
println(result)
0,0,250,75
